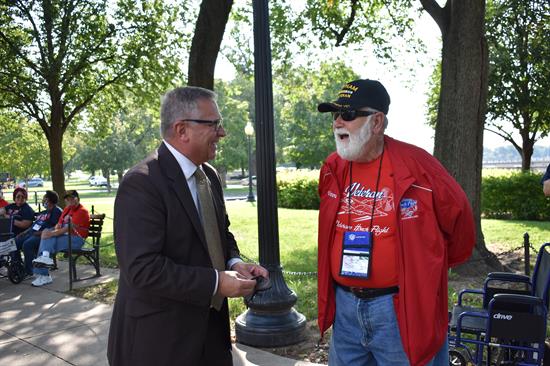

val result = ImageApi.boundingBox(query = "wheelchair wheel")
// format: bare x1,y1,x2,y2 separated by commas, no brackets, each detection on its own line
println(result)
449,348,468,366
7,261,26,284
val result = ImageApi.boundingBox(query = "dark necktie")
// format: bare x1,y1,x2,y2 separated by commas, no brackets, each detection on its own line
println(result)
194,168,225,310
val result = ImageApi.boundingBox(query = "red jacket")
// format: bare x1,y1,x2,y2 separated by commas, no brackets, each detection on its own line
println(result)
59,204,90,238
318,136,475,365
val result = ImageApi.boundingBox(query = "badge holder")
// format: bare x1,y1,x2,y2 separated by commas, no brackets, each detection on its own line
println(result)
339,231,372,279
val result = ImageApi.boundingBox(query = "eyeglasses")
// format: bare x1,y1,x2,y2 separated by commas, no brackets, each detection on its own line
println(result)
182,118,224,132
332,110,377,122
15,194,25,199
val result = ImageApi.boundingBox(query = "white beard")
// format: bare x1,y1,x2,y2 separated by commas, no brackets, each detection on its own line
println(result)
334,119,372,161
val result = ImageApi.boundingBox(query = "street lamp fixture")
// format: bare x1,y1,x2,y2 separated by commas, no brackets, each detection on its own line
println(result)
244,121,255,202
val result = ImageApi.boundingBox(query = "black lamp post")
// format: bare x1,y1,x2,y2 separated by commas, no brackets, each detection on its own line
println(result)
245,121,255,202
235,0,306,347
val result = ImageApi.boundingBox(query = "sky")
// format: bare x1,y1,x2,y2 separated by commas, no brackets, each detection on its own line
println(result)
214,6,547,155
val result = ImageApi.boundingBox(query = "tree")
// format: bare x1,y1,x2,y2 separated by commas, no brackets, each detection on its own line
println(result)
279,61,359,168
420,0,501,273
0,111,49,182
78,133,137,193
212,77,255,183
75,91,162,187
484,0,550,171
0,0,183,196
188,0,234,90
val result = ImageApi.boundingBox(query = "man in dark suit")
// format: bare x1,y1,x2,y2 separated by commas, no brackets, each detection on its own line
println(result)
107,86,268,366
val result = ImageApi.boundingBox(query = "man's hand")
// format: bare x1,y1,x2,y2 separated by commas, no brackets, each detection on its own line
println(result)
217,271,256,298
231,262,269,280
41,229,54,239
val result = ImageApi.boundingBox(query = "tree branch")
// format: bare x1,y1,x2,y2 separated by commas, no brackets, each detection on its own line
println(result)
63,69,131,130
0,31,44,78
419,0,445,34
14,0,48,68
334,0,360,47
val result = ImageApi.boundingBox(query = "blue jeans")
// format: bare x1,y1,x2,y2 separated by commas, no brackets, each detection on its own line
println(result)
12,233,41,275
329,285,448,366
33,235,84,276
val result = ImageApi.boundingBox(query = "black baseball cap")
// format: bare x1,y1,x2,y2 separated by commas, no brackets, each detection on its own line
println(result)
318,79,391,115
63,190,79,199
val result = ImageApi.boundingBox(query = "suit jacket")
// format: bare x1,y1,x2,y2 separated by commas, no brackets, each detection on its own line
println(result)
107,142,240,366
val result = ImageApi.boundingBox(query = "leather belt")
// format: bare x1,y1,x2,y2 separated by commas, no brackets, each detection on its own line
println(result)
339,285,399,299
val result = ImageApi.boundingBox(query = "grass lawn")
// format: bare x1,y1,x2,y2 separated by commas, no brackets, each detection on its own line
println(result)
64,190,549,323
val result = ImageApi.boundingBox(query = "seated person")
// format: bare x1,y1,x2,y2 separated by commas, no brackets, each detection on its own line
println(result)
32,190,90,287
0,189,8,213
2,187,35,235
12,191,62,277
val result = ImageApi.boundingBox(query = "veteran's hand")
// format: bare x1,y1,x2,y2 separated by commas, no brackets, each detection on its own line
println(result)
218,270,256,298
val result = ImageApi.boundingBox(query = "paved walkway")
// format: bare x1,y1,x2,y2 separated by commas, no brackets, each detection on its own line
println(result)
0,261,323,365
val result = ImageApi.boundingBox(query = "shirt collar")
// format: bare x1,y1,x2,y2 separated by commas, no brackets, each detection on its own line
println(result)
163,140,198,179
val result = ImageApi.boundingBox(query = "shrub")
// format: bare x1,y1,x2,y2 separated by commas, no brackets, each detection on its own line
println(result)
277,170,320,210
481,172,550,220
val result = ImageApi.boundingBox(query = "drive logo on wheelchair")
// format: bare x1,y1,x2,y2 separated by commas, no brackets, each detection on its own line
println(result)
492,312,513,320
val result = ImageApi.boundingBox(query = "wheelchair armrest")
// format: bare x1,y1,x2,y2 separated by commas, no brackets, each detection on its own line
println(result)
486,272,530,283
490,293,544,307
458,289,484,305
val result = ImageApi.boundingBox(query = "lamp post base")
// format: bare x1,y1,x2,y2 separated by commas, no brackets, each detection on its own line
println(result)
235,307,306,347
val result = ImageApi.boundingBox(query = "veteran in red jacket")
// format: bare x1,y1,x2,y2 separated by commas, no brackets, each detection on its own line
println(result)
317,79,475,366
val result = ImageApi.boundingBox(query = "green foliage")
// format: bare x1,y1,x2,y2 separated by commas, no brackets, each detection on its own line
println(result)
0,111,49,179
277,170,320,210
425,62,440,129
0,0,185,191
303,0,418,59
481,171,550,220
485,0,550,148
278,61,358,168
74,92,161,179
212,78,254,174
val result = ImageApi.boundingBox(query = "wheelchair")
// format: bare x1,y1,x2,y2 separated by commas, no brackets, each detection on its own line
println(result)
0,217,26,284
448,242,550,366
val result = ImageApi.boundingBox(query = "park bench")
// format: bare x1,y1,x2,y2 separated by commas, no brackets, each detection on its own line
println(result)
59,213,105,290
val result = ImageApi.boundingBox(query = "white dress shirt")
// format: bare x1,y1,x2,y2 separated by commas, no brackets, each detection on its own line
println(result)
163,141,243,295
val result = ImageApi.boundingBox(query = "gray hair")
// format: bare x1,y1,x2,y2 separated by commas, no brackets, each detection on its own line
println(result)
160,86,217,138
366,107,389,129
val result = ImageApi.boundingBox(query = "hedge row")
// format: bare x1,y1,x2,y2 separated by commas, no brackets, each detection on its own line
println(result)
277,170,550,220
481,172,550,220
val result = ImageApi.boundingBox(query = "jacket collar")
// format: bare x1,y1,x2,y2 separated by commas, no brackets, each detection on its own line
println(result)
325,136,416,202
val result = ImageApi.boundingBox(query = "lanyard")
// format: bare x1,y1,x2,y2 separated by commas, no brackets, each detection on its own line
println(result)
347,148,385,232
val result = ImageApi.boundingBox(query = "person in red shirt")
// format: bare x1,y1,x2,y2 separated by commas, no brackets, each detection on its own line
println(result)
31,190,90,286
0,189,8,209
317,79,475,366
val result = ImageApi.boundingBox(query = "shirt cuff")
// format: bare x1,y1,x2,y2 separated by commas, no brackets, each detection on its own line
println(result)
227,257,243,270
212,269,219,296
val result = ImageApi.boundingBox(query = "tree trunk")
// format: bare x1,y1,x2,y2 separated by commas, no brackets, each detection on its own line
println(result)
187,0,233,90
428,0,502,274
520,133,534,171
103,168,111,193
48,128,66,204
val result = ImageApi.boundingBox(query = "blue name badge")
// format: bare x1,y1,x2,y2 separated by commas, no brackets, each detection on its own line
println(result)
340,231,372,279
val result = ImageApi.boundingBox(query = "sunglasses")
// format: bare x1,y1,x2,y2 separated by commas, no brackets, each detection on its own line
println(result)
182,118,224,132
332,110,377,122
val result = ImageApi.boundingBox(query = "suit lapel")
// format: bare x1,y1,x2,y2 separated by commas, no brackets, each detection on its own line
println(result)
157,143,207,250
